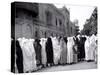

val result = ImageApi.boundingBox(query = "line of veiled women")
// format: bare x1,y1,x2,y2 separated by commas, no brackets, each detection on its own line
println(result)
11,34,97,73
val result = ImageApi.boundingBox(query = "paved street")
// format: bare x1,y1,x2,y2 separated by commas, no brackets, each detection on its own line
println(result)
37,61,97,72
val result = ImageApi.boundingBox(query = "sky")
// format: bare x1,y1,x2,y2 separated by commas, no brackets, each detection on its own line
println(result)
54,4,95,30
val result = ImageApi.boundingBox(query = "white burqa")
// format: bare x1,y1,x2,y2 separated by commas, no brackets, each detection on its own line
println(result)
67,37,74,64
51,37,61,64
89,34,96,60
40,38,47,65
85,36,90,61
18,38,37,72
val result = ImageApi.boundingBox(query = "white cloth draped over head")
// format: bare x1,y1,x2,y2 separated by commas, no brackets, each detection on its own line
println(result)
40,38,47,65
89,34,96,60
59,37,67,64
85,34,97,61
85,36,90,61
18,38,37,72
51,37,62,64
67,37,74,64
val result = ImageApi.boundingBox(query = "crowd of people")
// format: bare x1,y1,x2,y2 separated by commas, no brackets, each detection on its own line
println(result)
11,34,97,73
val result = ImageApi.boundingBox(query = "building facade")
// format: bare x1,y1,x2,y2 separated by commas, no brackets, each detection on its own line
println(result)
69,21,76,36
59,6,71,37
12,2,76,39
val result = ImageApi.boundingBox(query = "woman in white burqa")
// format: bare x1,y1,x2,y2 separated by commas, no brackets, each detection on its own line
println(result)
59,37,67,64
67,37,74,64
18,38,37,73
85,36,90,61
40,38,47,67
85,34,96,61
51,37,61,65
89,34,96,61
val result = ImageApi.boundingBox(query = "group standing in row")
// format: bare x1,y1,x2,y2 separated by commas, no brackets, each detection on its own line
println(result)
11,34,97,73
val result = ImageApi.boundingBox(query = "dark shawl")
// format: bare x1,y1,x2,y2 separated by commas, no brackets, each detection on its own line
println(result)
46,37,54,64
34,39,42,66
16,40,23,73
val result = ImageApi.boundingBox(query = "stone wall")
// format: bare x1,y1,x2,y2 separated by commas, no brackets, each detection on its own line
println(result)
14,2,75,39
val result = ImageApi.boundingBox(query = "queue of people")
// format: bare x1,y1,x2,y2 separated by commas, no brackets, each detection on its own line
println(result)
11,34,97,73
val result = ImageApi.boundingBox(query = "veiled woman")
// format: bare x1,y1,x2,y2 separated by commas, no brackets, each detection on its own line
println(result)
59,37,67,65
45,37,54,66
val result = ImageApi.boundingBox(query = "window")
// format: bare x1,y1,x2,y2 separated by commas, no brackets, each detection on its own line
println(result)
44,32,46,38
56,18,57,26
59,19,62,26
56,34,58,37
67,21,69,25
35,31,38,38
51,32,53,37
45,11,52,25
42,31,44,35
71,27,72,34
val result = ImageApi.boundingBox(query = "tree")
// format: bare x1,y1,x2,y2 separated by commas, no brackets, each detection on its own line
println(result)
81,7,97,36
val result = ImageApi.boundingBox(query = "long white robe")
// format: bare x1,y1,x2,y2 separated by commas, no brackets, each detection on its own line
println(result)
89,34,96,60
40,38,47,65
85,36,90,61
18,38,37,72
28,39,37,71
60,38,67,64
67,37,74,64
55,38,62,64
51,37,61,64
